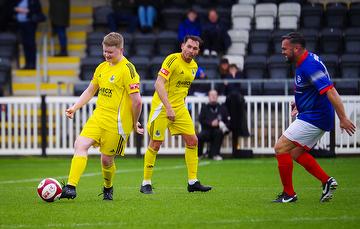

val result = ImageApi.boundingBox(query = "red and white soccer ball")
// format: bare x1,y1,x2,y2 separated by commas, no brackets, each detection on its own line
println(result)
37,178,62,202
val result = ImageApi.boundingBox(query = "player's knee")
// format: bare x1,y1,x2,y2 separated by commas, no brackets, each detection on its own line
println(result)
274,142,285,155
185,136,198,148
74,139,89,156
101,155,114,167
149,140,162,151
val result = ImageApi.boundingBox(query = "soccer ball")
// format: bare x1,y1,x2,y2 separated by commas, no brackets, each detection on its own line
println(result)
37,178,62,202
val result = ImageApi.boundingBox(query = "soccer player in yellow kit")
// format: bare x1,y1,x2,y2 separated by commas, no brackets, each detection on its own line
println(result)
140,35,212,194
60,32,144,200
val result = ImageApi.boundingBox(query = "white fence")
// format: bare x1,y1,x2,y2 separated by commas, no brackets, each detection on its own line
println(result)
0,96,359,156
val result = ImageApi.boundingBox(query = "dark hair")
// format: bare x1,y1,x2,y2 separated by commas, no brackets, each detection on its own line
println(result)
281,32,306,48
183,35,203,46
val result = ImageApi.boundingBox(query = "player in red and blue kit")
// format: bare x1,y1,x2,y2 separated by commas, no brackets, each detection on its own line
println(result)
273,32,356,203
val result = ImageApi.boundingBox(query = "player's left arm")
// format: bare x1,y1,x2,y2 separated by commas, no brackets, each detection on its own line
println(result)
326,87,356,135
129,92,144,135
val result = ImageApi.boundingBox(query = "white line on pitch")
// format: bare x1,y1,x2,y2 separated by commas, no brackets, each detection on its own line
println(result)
0,161,211,185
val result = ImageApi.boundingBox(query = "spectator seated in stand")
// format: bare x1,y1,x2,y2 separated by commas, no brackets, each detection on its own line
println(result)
178,9,202,45
137,0,161,33
197,89,231,161
217,63,243,96
202,8,231,57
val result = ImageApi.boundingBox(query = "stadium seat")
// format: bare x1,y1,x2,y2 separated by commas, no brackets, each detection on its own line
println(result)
272,29,294,54
243,55,267,95
79,57,104,81
264,54,290,95
216,0,234,7
231,4,254,30
301,3,324,29
130,56,150,79
223,55,244,71
344,27,360,54
133,33,156,57
349,2,360,27
156,31,178,56
299,28,319,53
278,3,301,30
149,56,165,79
248,30,272,55
197,56,220,79
320,28,343,54
227,30,249,56
325,3,348,28
73,83,88,96
336,54,360,95
319,54,339,78
254,3,277,30
0,32,17,60
161,8,185,31
92,5,113,31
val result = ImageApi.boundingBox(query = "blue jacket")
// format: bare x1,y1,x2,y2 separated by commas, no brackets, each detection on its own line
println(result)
178,18,201,42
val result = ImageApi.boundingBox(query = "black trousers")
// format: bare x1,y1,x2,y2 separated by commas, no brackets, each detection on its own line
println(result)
18,22,37,68
197,128,224,158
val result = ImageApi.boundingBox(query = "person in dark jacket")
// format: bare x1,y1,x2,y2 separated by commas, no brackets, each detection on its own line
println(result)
49,0,70,56
14,0,45,69
198,89,230,160
178,9,201,43
201,8,231,57
218,64,244,96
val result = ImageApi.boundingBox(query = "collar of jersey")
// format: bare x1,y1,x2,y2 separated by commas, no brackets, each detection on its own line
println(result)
296,50,309,67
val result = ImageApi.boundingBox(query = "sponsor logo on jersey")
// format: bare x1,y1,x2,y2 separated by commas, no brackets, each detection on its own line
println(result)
176,80,191,88
129,83,140,90
98,87,113,97
160,68,170,76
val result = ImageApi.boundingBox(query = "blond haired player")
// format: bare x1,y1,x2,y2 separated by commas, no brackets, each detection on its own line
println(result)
140,35,212,194
60,32,144,200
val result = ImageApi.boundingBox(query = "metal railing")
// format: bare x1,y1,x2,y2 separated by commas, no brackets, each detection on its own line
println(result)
0,95,359,156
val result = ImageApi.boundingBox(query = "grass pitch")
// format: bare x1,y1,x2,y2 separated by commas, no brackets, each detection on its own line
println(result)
0,156,360,228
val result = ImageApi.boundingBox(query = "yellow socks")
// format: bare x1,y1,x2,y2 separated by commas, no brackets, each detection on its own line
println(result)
67,155,88,186
143,147,158,182
185,146,198,180
102,163,116,188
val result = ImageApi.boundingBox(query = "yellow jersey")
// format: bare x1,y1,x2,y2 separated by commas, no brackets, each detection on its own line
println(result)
152,53,198,108
90,57,140,135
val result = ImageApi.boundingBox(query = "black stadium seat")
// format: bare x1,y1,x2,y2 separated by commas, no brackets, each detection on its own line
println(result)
156,31,178,56
349,3,360,27
79,57,104,81
197,56,220,79
133,33,156,57
0,32,18,60
265,54,290,94
319,54,339,78
344,28,360,54
243,55,267,95
92,5,113,31
299,28,319,53
149,56,165,79
130,56,150,79
325,3,348,28
320,28,343,54
272,29,294,54
336,54,360,95
301,3,324,29
161,8,184,31
249,30,271,55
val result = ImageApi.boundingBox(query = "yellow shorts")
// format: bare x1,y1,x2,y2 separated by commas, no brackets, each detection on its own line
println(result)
147,104,195,141
80,116,128,156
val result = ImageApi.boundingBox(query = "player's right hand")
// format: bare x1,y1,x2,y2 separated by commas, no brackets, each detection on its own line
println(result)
65,107,76,119
166,107,175,122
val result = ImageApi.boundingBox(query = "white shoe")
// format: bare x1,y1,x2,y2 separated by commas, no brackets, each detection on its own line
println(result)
203,49,210,56
210,50,218,56
213,155,223,161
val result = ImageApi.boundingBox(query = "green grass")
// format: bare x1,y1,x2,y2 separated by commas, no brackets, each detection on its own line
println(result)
0,156,360,228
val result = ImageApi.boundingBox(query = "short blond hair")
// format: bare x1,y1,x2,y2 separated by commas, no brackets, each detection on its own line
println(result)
102,32,124,48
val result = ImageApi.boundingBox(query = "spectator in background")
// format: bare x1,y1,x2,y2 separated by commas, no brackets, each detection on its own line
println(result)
222,64,243,96
14,0,45,69
202,8,231,57
107,0,138,33
137,0,159,33
178,9,201,44
198,89,230,161
49,0,70,56
218,57,230,79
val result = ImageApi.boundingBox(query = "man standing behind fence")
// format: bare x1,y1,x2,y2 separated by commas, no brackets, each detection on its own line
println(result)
273,32,355,203
60,32,144,201
140,35,212,194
